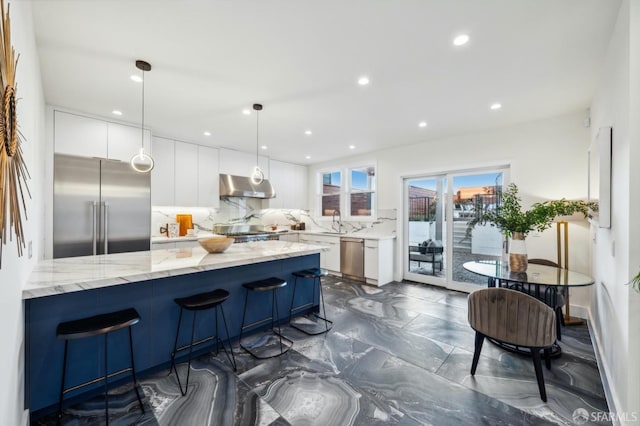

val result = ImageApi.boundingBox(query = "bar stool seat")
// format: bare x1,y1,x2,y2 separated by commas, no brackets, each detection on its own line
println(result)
56,308,144,425
170,288,236,396
240,277,293,359
289,268,333,335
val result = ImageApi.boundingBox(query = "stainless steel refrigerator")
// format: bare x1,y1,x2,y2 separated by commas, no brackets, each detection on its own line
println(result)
53,154,151,258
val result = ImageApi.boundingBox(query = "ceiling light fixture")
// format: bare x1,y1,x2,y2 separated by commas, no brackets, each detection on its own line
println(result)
453,34,469,46
261,145,267,150
418,121,427,128
130,75,142,83
358,76,370,86
203,131,211,136
490,103,502,110
305,155,311,160
349,145,356,150
130,60,154,173
250,103,264,185
305,130,312,135
242,109,251,115
112,110,123,116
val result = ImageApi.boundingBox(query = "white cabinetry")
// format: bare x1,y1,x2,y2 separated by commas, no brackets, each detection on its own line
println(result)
53,110,152,162
364,238,394,286
151,137,220,208
174,142,199,206
269,160,308,209
219,148,269,179
54,110,108,158
150,137,175,205
107,122,151,163
197,146,219,207
299,234,340,273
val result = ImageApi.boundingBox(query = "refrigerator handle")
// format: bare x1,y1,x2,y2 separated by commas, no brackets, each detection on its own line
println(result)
92,201,98,255
103,202,109,254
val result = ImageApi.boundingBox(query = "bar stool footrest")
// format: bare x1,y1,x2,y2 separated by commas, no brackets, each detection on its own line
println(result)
240,330,293,359
290,314,334,336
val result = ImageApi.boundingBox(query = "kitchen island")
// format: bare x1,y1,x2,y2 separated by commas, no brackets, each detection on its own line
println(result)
25,241,325,415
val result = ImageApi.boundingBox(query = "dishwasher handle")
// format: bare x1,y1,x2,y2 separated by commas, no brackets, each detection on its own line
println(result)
340,237,364,243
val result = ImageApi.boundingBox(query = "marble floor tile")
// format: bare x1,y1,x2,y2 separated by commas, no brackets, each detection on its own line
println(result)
340,347,555,425
436,347,611,425
32,277,612,426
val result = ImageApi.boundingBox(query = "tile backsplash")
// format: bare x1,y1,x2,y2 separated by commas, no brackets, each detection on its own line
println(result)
152,199,396,237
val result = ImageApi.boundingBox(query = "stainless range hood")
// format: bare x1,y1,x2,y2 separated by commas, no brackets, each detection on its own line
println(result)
219,173,276,198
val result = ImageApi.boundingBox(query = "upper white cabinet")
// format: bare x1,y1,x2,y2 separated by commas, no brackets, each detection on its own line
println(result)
107,122,151,163
269,160,308,210
54,110,152,163
219,148,269,179
197,146,219,207
151,137,175,205
174,142,199,206
151,136,220,208
54,110,108,158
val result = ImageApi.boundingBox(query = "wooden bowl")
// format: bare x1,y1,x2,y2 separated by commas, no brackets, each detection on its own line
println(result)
198,237,234,253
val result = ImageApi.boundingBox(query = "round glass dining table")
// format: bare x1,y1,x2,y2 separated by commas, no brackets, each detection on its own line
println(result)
463,260,595,288
463,260,594,357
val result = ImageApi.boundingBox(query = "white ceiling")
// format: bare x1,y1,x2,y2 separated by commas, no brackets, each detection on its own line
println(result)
31,0,620,165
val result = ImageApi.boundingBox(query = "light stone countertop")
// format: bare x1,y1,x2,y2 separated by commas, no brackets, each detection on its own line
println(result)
23,241,326,300
293,230,396,241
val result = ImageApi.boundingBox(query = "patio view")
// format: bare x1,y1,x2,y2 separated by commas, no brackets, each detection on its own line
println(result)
407,171,505,286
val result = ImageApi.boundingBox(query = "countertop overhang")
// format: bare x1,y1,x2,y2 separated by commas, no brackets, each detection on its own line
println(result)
23,241,326,299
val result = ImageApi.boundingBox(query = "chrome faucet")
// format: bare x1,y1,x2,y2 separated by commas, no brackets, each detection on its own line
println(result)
332,209,343,233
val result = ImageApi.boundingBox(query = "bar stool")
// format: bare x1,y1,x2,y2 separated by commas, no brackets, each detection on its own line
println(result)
56,308,144,426
289,268,333,335
239,277,293,359
170,288,236,396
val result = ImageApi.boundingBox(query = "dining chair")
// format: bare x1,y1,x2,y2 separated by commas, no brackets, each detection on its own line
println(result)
468,287,556,402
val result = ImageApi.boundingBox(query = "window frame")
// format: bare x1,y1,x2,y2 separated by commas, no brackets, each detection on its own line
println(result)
316,162,377,221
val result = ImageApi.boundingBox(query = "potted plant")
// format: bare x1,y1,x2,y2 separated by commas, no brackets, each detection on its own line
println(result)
468,183,595,271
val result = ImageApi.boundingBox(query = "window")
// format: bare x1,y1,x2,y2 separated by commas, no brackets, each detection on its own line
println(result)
317,164,376,219
321,171,341,216
349,166,375,217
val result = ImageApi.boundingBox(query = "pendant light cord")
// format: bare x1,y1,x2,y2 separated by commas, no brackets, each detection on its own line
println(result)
256,108,259,164
141,68,145,149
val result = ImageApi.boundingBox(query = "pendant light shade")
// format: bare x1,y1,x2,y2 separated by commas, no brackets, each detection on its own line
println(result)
250,103,264,184
130,60,154,173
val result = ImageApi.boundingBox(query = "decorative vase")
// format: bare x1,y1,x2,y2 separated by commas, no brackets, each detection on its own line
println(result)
509,232,528,272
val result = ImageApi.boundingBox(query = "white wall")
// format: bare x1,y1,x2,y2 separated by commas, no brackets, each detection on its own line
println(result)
309,111,593,302
0,1,46,423
590,0,640,421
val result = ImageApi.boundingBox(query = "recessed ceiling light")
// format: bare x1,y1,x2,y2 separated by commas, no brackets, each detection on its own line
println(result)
358,76,370,86
453,34,470,46
242,109,251,115
112,110,123,116
305,155,311,159
261,145,267,150
305,130,312,135
418,121,428,128
490,103,502,110
203,131,211,136
130,75,142,83
349,145,356,150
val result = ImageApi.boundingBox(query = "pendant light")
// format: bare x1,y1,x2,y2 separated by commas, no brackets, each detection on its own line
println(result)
130,60,155,173
250,103,264,184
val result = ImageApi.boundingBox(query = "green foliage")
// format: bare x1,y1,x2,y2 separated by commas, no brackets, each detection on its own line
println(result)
467,183,596,238
631,271,640,292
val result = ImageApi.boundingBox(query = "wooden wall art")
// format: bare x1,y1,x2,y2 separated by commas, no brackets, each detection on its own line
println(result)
0,0,30,267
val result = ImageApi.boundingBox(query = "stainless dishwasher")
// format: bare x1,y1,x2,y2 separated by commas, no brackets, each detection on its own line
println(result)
340,237,365,281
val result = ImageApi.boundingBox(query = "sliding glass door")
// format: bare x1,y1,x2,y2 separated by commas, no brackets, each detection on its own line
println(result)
404,168,507,291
